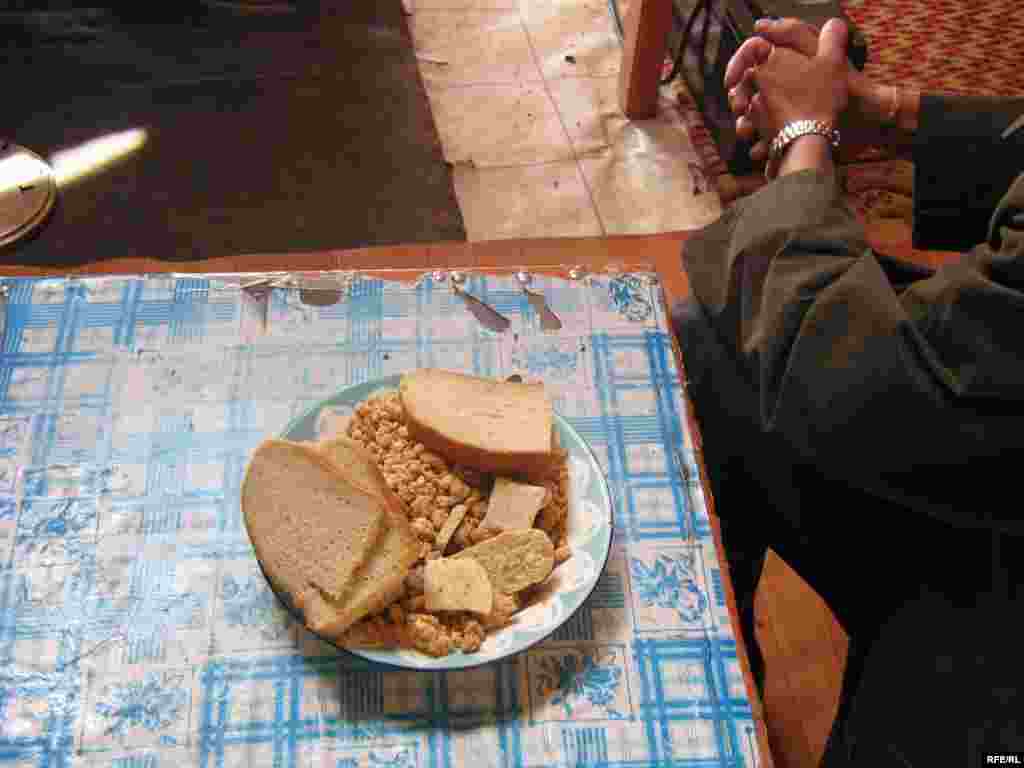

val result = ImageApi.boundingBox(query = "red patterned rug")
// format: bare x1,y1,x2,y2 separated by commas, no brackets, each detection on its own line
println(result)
672,0,1024,258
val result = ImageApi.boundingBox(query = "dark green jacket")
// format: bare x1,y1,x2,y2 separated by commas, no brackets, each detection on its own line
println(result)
683,95,1024,536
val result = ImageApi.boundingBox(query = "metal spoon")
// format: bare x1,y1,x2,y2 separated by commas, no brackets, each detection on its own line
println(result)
515,271,562,331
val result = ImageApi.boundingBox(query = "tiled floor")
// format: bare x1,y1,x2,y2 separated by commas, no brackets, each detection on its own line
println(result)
407,0,723,241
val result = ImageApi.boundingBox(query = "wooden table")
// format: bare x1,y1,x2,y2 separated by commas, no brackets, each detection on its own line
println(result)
0,231,774,767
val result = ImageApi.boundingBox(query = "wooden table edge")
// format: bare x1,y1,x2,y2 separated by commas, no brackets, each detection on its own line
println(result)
657,286,776,768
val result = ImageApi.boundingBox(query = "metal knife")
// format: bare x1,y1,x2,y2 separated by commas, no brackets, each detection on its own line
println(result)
451,273,510,333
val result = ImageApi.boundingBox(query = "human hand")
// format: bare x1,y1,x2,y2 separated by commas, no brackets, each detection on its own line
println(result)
726,18,905,164
724,18,850,166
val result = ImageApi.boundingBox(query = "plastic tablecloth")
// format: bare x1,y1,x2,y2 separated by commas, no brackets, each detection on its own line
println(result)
0,269,761,767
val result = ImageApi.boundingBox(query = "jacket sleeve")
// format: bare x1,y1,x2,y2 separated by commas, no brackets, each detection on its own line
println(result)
682,169,1024,535
912,94,1024,252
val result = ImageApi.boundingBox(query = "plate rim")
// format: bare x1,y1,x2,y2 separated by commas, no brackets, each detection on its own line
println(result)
257,373,614,671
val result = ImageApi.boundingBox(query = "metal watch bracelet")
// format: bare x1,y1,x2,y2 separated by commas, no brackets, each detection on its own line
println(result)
765,119,841,181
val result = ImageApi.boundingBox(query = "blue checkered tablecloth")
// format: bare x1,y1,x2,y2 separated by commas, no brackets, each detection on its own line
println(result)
0,270,762,768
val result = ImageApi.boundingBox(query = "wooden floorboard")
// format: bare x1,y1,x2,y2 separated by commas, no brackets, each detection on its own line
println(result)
757,552,847,768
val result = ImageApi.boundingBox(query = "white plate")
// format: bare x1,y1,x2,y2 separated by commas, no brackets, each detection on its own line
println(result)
264,376,610,671
268,374,614,670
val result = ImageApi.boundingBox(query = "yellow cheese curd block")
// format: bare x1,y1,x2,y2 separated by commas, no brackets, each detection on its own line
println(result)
425,558,494,616
436,502,470,554
480,476,548,532
451,529,554,593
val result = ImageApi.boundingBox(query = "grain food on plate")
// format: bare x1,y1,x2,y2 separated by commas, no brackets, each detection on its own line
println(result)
344,385,570,553
244,370,574,658
340,373,572,656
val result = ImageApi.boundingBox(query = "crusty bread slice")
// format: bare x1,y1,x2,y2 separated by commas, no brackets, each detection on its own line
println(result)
306,437,420,640
242,439,387,603
299,508,419,640
399,369,554,476
318,434,406,518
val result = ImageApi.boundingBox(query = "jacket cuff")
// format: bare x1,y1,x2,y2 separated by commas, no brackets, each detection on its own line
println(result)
683,170,863,314
688,170,852,257
913,94,1024,252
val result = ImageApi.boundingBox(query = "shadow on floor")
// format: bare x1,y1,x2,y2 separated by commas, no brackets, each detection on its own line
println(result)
2,1,464,267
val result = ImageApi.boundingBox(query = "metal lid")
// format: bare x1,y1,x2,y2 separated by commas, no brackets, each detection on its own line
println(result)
0,143,57,248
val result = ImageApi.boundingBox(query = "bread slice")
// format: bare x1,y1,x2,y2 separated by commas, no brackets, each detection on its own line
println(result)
242,439,388,603
399,369,554,476
308,437,420,640
299,506,419,640
318,434,406,518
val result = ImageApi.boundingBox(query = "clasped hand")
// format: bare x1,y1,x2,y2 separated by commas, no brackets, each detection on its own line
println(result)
725,17,887,169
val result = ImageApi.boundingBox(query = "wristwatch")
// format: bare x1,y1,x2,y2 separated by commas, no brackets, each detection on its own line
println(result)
765,119,841,180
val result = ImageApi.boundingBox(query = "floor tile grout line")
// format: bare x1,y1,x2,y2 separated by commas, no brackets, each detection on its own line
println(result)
410,0,716,235
407,7,521,15
418,75,620,91
420,79,551,90
423,87,696,160
412,4,519,9
410,1,596,236
450,157,595,172
516,6,608,236
408,6,539,84
409,6,596,240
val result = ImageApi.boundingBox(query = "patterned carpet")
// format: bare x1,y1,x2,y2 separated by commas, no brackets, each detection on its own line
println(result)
672,0,1024,256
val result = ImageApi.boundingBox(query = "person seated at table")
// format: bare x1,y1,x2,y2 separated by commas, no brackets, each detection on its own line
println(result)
671,16,1024,767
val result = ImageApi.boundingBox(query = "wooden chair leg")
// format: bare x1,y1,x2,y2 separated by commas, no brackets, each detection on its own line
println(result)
618,0,674,119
